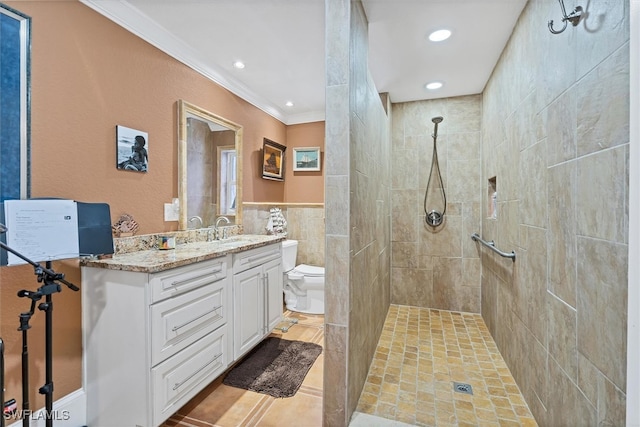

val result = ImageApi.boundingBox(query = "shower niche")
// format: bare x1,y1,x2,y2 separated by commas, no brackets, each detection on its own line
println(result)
488,177,497,219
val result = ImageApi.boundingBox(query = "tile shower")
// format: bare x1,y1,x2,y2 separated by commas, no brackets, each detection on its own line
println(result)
322,0,629,426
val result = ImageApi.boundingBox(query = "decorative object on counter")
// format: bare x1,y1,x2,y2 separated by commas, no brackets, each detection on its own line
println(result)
157,235,176,250
265,207,287,235
116,125,149,172
261,138,286,181
112,213,139,237
293,147,321,171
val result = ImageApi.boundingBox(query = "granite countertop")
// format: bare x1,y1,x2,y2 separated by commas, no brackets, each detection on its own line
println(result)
79,234,286,273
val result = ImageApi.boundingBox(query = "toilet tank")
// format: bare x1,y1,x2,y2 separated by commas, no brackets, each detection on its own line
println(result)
281,240,298,272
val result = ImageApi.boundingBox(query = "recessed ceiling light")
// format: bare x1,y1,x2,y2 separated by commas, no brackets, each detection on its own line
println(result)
285,101,294,107
425,81,443,90
428,29,451,42
233,61,245,69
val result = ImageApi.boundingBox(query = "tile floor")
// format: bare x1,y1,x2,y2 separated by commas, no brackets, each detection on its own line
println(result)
163,305,538,427
356,305,538,427
162,310,325,427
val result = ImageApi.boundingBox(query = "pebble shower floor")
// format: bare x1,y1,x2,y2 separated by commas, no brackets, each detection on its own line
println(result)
356,305,538,426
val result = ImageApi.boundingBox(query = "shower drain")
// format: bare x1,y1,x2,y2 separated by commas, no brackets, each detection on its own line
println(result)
453,382,473,395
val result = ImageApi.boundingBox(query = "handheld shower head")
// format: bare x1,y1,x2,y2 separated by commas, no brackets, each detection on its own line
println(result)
432,116,443,124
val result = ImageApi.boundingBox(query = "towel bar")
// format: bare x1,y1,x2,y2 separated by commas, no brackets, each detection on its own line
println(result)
471,233,516,261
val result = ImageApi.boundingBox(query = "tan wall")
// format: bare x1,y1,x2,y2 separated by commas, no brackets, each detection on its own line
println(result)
285,121,325,203
0,0,322,409
481,0,628,425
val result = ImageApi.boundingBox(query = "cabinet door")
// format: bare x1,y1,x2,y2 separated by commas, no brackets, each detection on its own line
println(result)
264,258,283,333
233,266,264,359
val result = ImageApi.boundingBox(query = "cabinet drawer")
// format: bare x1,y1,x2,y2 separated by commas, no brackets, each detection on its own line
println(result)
150,256,228,303
151,276,228,366
152,325,228,427
232,243,280,274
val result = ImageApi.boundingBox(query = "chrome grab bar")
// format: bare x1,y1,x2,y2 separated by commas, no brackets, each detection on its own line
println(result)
471,233,516,261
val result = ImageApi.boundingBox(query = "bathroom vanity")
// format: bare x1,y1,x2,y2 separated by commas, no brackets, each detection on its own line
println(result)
80,235,284,427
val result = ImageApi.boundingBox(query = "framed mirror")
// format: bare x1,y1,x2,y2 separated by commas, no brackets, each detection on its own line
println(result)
177,100,243,230
0,3,31,202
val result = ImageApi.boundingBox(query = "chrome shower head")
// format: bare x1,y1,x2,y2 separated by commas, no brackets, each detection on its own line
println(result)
432,116,443,124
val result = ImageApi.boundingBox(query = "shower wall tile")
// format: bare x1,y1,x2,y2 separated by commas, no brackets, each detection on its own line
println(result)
326,175,349,236
547,161,576,307
391,189,418,242
597,373,627,427
514,225,547,345
326,236,348,325
577,352,599,406
447,132,480,161
547,292,577,380
519,139,547,228
547,357,597,427
391,241,418,268
445,95,482,133
325,0,349,87
576,43,630,158
419,215,462,258
480,1,628,425
324,323,348,426
325,1,392,424
391,148,418,189
576,236,628,391
461,202,481,259
448,159,480,203
546,90,577,166
325,84,350,177
575,0,630,80
576,146,627,242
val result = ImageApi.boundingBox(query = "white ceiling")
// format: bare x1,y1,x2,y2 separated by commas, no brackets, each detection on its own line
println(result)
81,0,527,125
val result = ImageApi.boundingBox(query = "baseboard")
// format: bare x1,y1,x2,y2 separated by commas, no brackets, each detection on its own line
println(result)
7,388,86,427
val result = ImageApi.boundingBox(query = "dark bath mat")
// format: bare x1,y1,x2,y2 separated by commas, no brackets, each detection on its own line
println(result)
223,337,322,398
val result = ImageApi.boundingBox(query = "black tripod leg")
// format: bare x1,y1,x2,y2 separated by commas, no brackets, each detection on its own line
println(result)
39,293,53,427
1,338,4,427
20,316,30,427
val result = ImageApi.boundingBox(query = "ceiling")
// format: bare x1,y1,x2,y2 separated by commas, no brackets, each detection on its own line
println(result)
81,0,528,125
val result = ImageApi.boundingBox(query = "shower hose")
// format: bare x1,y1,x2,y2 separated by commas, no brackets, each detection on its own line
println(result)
424,116,446,227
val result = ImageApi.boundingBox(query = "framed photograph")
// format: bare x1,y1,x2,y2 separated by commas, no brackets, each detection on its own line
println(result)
293,147,321,171
116,125,148,172
262,138,286,181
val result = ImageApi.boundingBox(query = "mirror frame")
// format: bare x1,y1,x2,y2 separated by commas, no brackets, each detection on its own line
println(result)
177,100,243,230
0,3,31,201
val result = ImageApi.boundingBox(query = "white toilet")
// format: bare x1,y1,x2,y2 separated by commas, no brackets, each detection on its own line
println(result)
281,240,325,315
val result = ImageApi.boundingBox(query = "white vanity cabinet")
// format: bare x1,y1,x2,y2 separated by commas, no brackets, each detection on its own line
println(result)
232,242,283,359
82,256,232,427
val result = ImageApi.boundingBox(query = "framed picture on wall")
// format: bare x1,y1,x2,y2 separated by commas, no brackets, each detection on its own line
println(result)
116,125,148,173
262,138,286,181
293,147,321,171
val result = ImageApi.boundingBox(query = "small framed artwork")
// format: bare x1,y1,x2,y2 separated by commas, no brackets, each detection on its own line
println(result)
116,125,148,172
293,147,321,171
262,138,286,181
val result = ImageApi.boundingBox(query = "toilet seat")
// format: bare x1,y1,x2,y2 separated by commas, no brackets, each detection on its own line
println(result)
290,264,324,277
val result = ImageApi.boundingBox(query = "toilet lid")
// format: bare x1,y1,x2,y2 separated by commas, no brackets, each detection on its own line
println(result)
293,264,324,277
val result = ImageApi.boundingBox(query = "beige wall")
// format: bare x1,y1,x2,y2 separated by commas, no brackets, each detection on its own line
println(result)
0,0,322,410
285,121,325,203
324,1,392,424
391,95,482,312
481,1,628,425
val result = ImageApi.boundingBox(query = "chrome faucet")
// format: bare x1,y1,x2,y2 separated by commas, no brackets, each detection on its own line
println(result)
188,215,203,229
214,216,230,240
